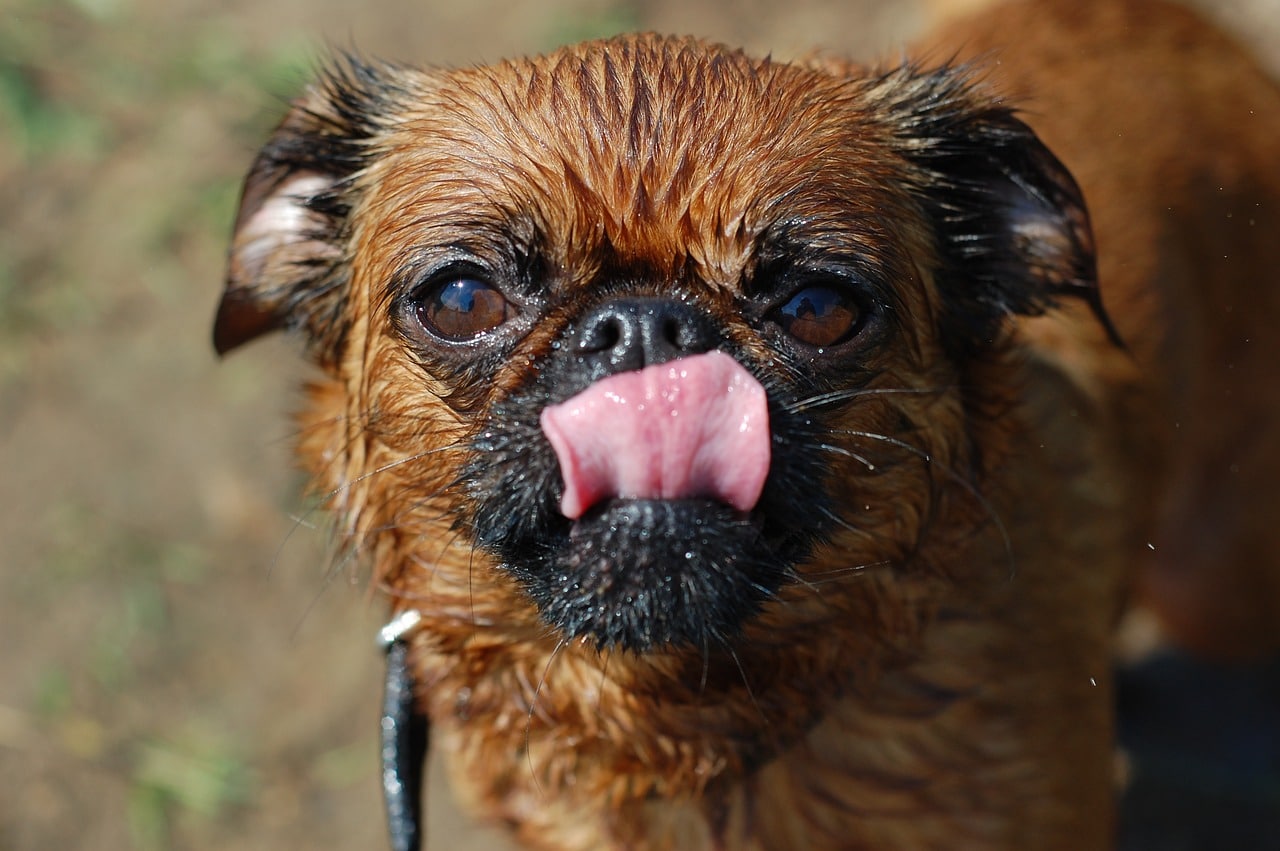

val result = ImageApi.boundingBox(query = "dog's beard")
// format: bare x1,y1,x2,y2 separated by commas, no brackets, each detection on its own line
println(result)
508,498,783,652
462,361,836,654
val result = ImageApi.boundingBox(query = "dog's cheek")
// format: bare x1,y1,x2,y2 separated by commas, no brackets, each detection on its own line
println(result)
464,391,566,554
291,319,459,571
296,376,361,529
816,353,969,572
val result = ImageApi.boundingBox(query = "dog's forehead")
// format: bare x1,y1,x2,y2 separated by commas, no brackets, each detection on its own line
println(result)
363,35,897,285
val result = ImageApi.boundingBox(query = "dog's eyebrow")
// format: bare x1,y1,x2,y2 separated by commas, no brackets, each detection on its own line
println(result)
384,221,551,300
754,219,906,306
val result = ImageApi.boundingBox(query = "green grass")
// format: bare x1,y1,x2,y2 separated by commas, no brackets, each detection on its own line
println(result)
129,736,255,850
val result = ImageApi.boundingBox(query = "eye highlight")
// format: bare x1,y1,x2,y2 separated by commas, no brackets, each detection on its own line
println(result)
413,276,516,342
770,285,863,347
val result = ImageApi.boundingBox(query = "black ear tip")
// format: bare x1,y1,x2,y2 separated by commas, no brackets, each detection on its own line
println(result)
212,288,282,355
1078,285,1127,350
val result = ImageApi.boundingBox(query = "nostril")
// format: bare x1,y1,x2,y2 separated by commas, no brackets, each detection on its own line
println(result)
580,314,624,353
661,316,682,349
599,317,623,351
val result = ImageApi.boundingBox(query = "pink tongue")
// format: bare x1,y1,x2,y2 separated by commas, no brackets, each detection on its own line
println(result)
539,351,771,519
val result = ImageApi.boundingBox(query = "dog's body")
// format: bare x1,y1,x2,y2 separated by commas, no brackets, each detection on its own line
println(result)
217,0,1280,848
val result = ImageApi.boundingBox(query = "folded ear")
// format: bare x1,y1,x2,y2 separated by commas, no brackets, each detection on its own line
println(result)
869,64,1118,354
214,57,408,361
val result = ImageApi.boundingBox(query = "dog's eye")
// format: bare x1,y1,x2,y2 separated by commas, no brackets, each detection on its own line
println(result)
770,285,863,347
414,277,516,342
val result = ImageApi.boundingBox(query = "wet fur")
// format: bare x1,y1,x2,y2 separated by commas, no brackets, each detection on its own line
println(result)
218,0,1280,848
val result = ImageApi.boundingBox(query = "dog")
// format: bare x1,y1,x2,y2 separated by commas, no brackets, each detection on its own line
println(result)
215,0,1280,847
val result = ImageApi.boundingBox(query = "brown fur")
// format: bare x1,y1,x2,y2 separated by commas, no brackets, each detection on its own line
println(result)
217,0,1280,848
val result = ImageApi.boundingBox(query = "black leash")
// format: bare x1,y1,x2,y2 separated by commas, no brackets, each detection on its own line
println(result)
379,611,429,851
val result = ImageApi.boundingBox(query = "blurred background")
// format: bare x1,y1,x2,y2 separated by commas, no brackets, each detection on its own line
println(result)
1,0,1276,849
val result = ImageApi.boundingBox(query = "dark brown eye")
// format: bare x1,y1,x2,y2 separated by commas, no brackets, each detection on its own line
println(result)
771,286,862,347
415,277,515,341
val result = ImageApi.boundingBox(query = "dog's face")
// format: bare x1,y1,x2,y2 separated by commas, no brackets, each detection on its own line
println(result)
217,34,1102,803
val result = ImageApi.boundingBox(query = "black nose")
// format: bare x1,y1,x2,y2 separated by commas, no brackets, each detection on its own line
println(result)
570,297,720,378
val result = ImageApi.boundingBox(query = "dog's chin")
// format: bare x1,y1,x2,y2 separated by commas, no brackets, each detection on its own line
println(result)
515,498,787,653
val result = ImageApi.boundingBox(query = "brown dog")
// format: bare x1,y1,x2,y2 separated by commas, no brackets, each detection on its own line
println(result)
215,0,1280,847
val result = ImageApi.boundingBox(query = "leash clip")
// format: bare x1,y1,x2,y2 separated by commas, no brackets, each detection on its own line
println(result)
379,609,424,649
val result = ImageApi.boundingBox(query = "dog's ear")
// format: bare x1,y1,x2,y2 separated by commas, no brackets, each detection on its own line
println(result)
214,57,409,361
869,64,1118,354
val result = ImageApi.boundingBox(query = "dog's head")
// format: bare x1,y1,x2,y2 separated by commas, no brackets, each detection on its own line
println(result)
217,32,1102,778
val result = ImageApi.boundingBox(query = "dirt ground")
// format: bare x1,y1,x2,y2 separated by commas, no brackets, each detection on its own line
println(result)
1,1,1277,849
